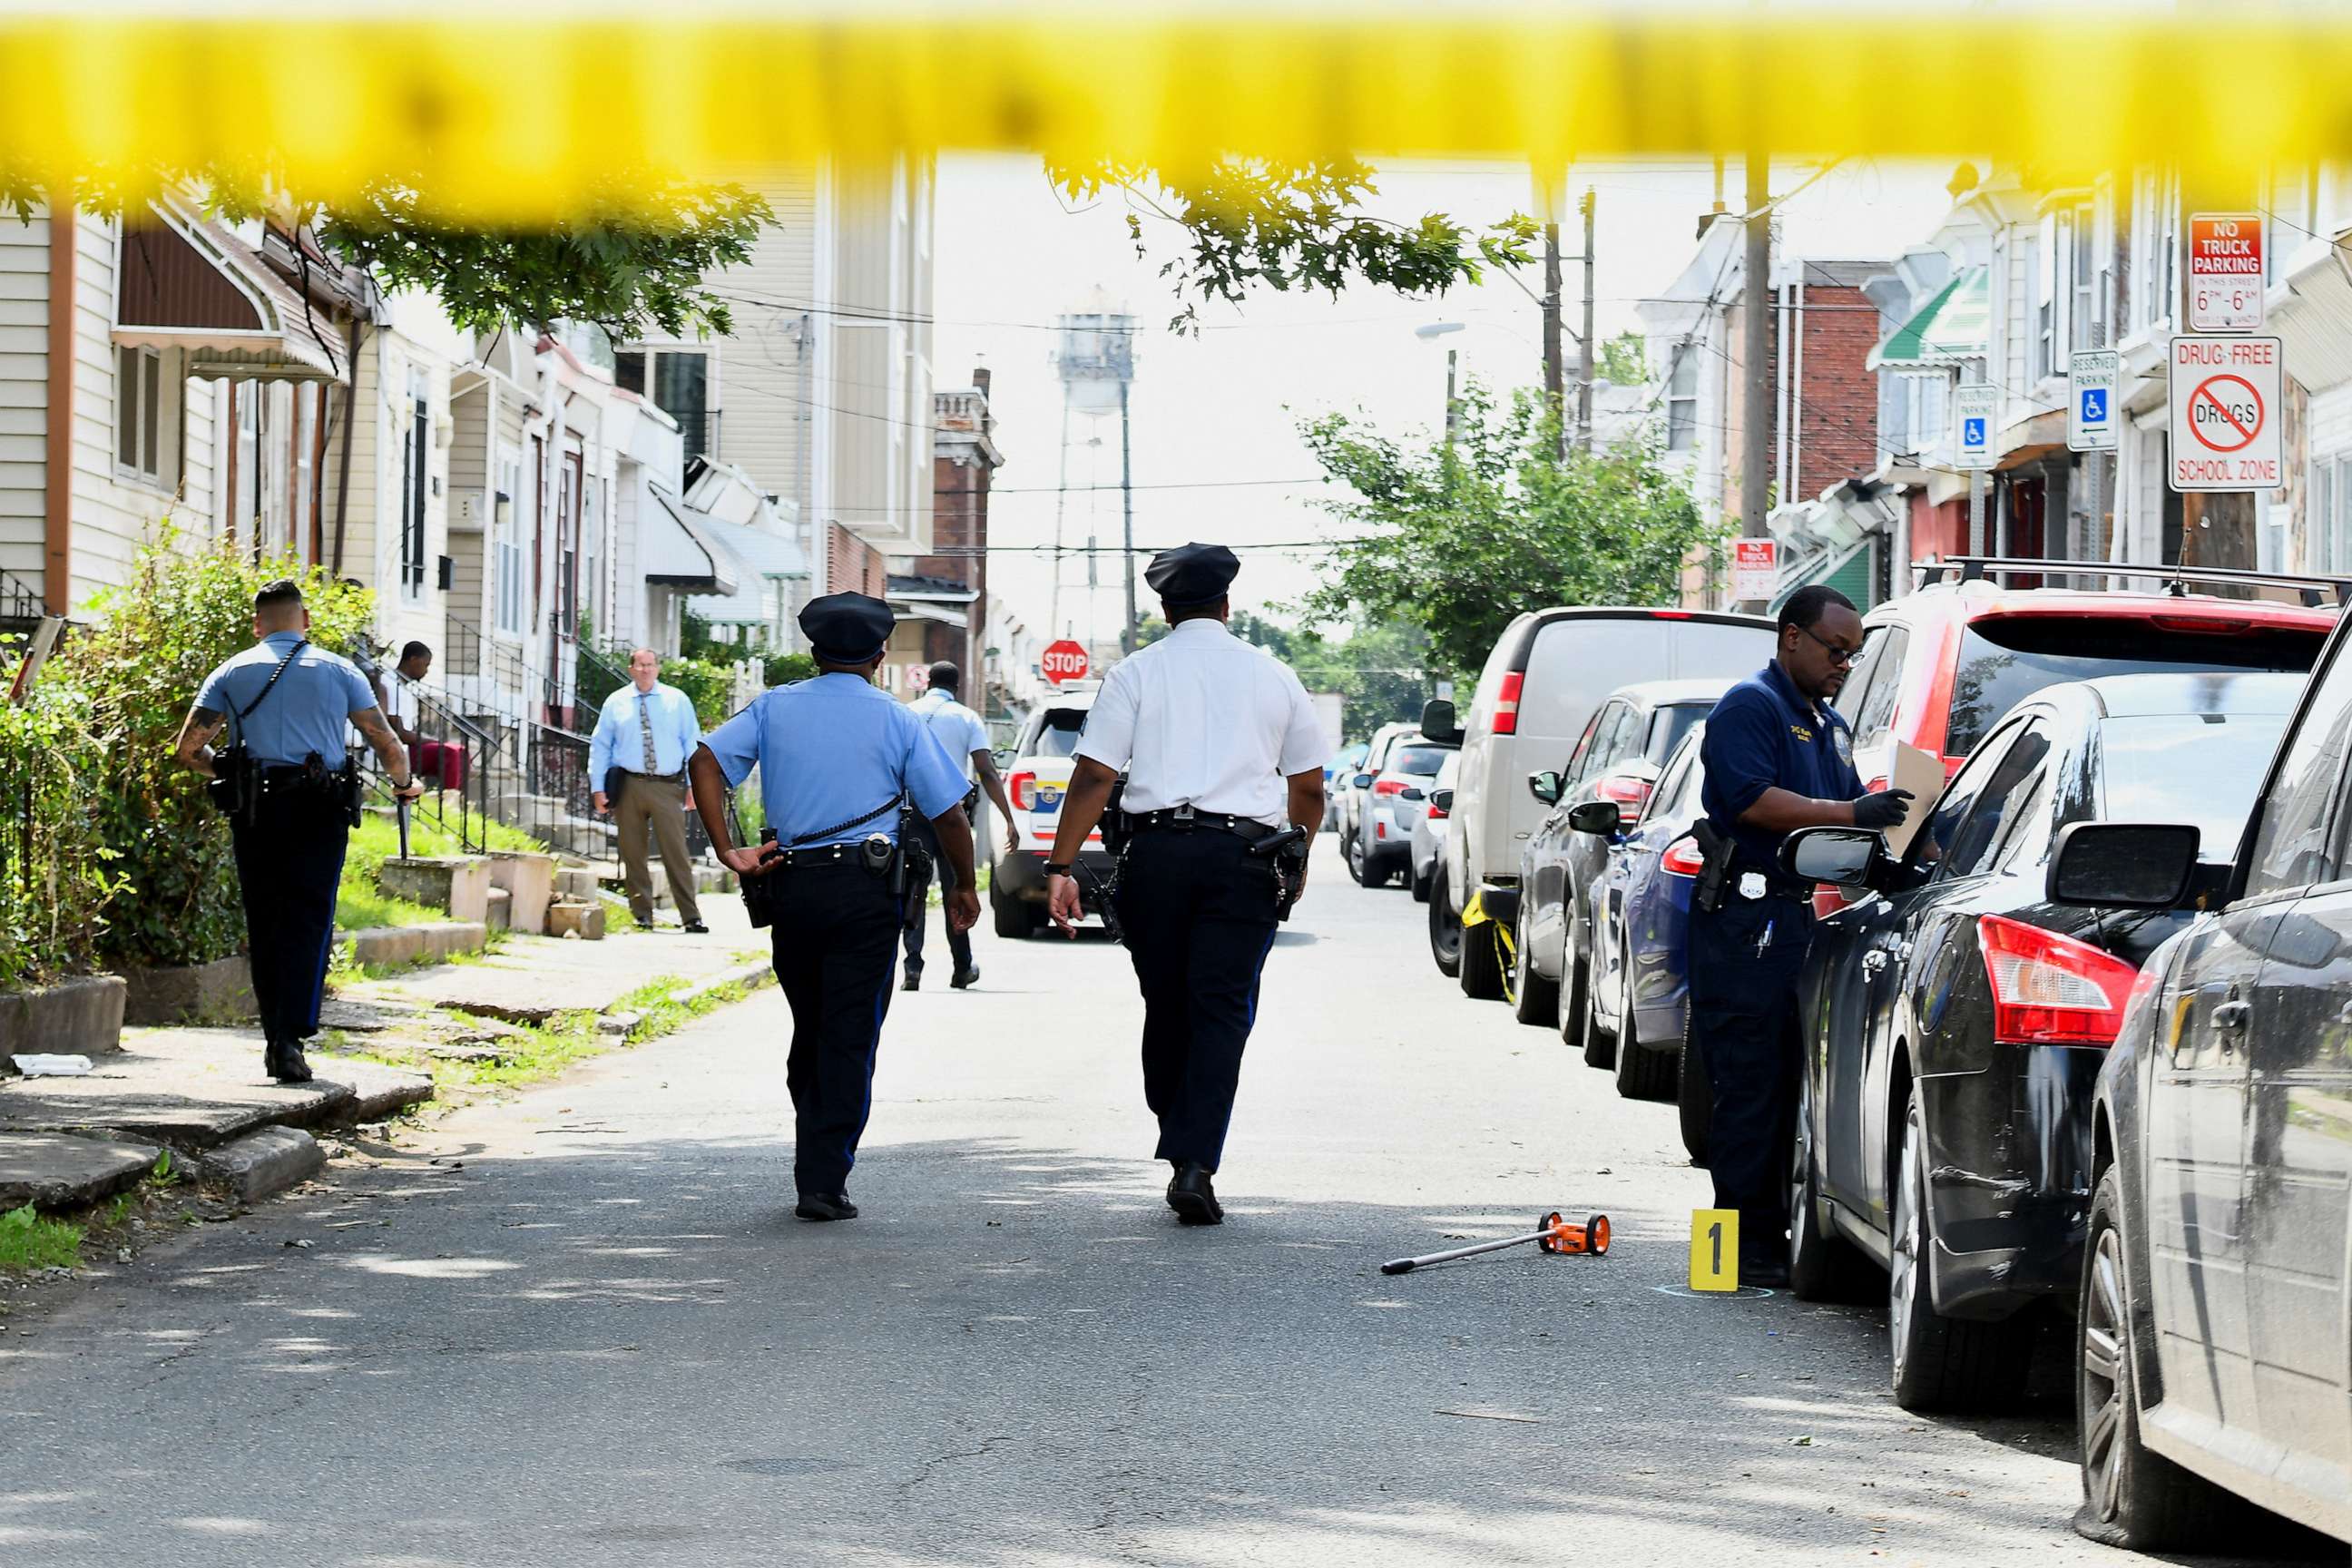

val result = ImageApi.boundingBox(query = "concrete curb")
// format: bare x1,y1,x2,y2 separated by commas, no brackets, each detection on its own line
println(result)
201,1126,325,1203
341,923,489,968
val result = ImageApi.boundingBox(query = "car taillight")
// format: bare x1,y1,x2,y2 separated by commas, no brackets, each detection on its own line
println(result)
1595,773,1652,823
2148,614,2251,635
1426,800,1448,820
1977,914,2140,1046
1009,770,1036,811
1493,671,1524,736
1373,778,1407,796
1661,837,1705,877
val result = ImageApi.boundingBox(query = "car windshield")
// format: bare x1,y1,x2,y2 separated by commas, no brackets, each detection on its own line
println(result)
2100,712,2290,860
1028,709,1090,758
1387,745,1451,777
1646,703,1709,764
1945,618,2323,756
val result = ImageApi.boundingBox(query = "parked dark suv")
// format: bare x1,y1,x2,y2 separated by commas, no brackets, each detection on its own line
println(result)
1782,672,2304,1414
2061,613,2352,1551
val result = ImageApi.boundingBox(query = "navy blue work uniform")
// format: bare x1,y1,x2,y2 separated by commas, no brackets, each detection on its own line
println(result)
703,672,968,1200
1690,660,1864,1264
193,633,381,1054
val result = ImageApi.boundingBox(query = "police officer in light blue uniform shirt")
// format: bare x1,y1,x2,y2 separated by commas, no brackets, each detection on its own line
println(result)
687,592,979,1222
175,579,422,1083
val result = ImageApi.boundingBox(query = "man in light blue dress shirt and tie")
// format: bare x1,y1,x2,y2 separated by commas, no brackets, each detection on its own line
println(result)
590,648,707,932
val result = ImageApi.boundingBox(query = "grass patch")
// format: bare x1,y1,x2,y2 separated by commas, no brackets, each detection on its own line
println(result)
0,1202,83,1272
335,883,446,931
426,967,764,1093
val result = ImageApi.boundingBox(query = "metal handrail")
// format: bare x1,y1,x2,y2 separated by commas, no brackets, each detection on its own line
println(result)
1918,555,2352,608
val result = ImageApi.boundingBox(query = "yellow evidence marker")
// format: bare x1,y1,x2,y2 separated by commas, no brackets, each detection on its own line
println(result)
1690,1209,1740,1291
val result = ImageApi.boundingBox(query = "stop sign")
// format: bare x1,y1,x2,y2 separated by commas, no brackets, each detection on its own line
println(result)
1041,640,1090,685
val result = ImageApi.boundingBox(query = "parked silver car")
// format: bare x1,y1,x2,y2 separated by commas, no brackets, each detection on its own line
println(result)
1334,720,1421,879
1410,750,1460,903
1348,737,1455,887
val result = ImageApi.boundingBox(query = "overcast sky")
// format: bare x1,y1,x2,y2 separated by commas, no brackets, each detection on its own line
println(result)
932,155,1959,644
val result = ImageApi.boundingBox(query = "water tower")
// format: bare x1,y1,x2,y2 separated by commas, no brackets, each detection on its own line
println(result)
1050,289,1141,652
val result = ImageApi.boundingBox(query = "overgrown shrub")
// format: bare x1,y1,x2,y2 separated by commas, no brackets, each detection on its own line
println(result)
0,647,121,987
55,531,373,970
762,652,817,688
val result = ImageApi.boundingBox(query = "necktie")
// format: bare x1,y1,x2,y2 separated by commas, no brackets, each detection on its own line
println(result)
638,691,659,773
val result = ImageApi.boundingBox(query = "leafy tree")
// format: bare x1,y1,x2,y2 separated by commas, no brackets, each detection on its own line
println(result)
4,169,768,338
1300,378,1726,681
1598,330,1650,386
1051,158,1536,333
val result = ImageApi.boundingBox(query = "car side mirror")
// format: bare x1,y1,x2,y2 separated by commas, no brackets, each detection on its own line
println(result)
1430,788,1455,813
1421,698,1462,744
1781,827,1882,887
1400,786,1426,802
1529,769,1563,805
1566,800,1621,836
2047,822,2200,909
1352,773,1375,790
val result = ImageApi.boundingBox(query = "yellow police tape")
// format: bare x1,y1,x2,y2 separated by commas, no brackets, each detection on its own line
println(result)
2,8,2350,218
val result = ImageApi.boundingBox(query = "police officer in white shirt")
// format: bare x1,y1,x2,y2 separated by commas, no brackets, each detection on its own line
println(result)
1043,544,1328,1225
902,661,1020,991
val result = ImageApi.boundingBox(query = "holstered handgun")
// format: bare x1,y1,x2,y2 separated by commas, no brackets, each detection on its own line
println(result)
1250,824,1311,922
1099,777,1131,855
1690,818,1735,916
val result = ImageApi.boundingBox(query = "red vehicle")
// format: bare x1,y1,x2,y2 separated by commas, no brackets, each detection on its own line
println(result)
1822,561,2340,913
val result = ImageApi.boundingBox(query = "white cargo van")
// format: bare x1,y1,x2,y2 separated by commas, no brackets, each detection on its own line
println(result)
1423,608,1773,999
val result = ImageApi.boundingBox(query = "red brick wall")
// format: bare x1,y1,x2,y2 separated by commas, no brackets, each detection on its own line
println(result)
1794,283,1883,499
827,523,887,599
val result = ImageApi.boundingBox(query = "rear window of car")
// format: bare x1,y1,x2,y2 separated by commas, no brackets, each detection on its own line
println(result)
1027,708,1091,758
1645,703,1710,764
1387,745,1451,776
1945,618,2325,756
2100,712,2291,860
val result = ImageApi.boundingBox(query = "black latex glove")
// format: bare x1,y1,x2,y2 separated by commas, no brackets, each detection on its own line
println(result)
1852,789,1916,832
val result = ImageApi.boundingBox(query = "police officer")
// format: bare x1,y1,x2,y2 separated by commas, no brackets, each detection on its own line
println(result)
1042,544,1328,1226
687,592,978,1222
1690,584,1911,1285
174,580,423,1083
900,661,1019,992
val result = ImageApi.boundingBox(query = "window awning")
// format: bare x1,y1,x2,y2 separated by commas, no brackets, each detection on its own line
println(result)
1768,538,1876,617
683,510,808,627
112,197,350,382
1867,267,1989,370
642,485,741,597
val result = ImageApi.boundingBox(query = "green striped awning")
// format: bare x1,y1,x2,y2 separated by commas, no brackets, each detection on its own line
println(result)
1867,266,1989,369
1768,539,1877,616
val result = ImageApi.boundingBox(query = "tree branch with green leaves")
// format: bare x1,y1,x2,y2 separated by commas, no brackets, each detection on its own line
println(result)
1051,156,1536,333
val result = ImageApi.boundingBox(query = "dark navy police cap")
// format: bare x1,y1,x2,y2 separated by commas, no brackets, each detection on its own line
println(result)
799,592,896,662
1143,542,1240,607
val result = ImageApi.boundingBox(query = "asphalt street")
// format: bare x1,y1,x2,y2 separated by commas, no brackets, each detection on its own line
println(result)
3,840,2338,1566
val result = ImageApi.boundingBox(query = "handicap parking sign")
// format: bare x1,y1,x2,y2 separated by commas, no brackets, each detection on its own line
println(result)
2068,348,2119,452
2080,389,2106,422
1963,417,1985,446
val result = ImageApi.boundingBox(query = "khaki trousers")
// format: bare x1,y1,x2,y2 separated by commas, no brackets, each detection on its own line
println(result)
615,771,701,925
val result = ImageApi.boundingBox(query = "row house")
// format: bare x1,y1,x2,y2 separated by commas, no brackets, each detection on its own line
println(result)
1637,216,1896,608
882,368,1004,703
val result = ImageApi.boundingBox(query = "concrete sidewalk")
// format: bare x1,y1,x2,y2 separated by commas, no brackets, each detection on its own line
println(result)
1,894,773,1217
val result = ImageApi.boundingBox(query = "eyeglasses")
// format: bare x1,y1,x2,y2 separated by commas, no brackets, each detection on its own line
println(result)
1795,623,1860,666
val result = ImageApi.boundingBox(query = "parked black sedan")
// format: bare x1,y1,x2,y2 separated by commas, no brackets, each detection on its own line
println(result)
1780,671,2300,1414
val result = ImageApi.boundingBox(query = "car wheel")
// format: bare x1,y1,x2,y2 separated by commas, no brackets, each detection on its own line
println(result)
1427,864,1463,978
1459,898,1506,1001
1411,861,1432,903
1511,898,1559,1027
2073,1166,2239,1550
992,889,1036,939
1612,944,1676,1100
1888,1089,2035,1412
1677,1015,1710,1166
1345,829,1368,886
1578,944,1620,1070
1788,1066,1863,1299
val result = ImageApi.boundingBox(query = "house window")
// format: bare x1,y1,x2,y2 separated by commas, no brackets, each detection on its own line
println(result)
1665,347,1699,451
495,452,525,635
2310,454,2352,573
2035,213,2059,382
399,369,428,596
2070,201,2099,351
619,348,713,460
115,344,162,483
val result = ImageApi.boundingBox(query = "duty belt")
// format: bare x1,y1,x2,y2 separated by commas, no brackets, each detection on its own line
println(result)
763,841,889,870
1122,806,1281,843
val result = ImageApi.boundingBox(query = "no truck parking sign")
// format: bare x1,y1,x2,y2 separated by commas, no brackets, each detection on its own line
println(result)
2169,336,2282,493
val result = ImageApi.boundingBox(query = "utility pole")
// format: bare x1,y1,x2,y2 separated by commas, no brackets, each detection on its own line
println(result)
1444,347,1460,452
1738,151,1774,613
1576,186,1597,455
1542,218,1565,454
1118,378,1138,653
